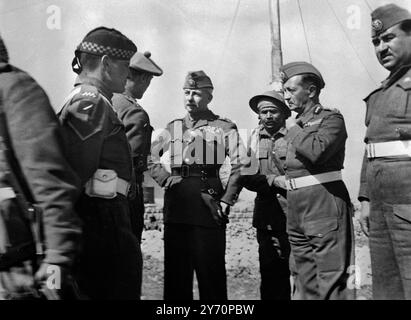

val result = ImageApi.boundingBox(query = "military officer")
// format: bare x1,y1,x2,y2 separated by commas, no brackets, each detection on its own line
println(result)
276,62,354,300
112,50,163,298
58,27,141,299
240,90,291,300
112,51,163,242
148,70,245,300
359,4,411,300
0,35,81,299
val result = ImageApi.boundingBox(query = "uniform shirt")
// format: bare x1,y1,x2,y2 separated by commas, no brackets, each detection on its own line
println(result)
58,75,132,186
148,109,246,226
0,62,81,267
359,65,411,201
242,125,287,228
285,104,347,179
112,91,153,176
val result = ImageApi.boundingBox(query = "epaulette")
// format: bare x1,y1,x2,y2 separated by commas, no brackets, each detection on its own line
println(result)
363,86,383,103
216,116,233,123
398,75,411,90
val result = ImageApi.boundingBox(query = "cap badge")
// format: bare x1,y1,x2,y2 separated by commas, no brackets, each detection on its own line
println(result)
188,79,196,86
279,71,286,82
372,19,383,32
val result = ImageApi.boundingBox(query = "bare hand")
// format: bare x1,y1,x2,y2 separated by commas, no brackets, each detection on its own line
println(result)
273,175,287,190
359,201,370,237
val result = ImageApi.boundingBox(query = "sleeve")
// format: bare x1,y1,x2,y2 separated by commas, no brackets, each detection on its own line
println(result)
4,71,82,268
286,113,347,164
147,124,172,187
62,94,107,184
220,122,248,205
358,150,369,202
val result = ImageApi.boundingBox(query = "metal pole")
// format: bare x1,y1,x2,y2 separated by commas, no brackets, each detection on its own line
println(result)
269,0,283,90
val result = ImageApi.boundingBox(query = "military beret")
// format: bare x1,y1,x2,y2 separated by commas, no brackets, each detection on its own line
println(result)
280,61,325,89
129,51,163,76
183,70,213,89
0,35,9,63
249,90,291,118
75,26,137,60
371,4,411,37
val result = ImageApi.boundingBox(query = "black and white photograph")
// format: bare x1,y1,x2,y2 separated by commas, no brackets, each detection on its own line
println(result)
1,0,411,310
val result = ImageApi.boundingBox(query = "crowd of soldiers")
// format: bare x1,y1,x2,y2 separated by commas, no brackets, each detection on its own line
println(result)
0,2,411,300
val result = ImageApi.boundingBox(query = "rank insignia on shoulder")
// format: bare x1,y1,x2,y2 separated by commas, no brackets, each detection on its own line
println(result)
82,91,97,98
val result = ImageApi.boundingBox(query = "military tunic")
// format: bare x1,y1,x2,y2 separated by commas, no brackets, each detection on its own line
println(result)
0,63,81,299
148,109,244,300
58,75,141,300
240,125,290,300
284,104,353,300
359,65,411,300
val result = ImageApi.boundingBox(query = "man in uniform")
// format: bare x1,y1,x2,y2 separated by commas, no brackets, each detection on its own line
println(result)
240,90,291,300
359,4,411,300
148,70,245,300
112,50,163,298
58,27,141,299
276,62,353,299
0,35,81,299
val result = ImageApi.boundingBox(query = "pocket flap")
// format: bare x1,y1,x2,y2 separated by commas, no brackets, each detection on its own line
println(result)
93,169,117,182
305,217,338,237
393,204,411,223
258,149,268,159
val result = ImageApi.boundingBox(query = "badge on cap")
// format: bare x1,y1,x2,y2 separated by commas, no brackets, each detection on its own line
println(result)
372,19,383,32
188,79,196,86
279,71,286,82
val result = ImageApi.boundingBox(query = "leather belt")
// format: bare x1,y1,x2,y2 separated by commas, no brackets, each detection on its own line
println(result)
0,187,16,202
171,166,219,178
366,140,411,158
286,171,342,191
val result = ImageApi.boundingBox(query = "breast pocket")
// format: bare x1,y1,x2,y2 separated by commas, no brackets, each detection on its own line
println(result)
387,84,411,118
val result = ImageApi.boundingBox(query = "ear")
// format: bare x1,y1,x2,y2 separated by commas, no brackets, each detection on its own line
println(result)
207,92,213,103
101,55,111,72
308,84,317,99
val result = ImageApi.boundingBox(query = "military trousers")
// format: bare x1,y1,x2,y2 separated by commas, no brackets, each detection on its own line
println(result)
367,159,411,300
256,228,291,300
74,193,142,300
286,182,354,300
163,223,227,300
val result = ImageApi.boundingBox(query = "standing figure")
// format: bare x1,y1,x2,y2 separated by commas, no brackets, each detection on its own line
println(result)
148,70,245,300
240,90,291,300
359,4,411,300
278,61,354,300
112,50,163,298
0,35,81,299
58,27,141,299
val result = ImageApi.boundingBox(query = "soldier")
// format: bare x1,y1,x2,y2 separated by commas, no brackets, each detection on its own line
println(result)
359,4,411,300
148,70,245,300
276,62,354,299
240,90,291,300
112,50,163,298
0,35,81,299
58,27,141,299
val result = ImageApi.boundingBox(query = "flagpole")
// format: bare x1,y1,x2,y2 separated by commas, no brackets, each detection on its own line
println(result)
269,0,283,90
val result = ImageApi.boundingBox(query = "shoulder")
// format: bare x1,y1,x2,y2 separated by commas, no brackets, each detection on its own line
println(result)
213,115,238,130
112,93,134,113
65,85,107,117
363,87,383,103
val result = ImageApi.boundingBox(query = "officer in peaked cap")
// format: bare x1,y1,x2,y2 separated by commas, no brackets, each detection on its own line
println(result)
148,70,247,300
0,34,81,299
58,27,141,299
277,61,354,300
239,90,292,300
359,4,411,299
112,50,163,298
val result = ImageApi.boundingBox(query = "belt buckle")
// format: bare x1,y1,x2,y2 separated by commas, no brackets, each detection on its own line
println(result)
287,179,297,191
181,165,190,178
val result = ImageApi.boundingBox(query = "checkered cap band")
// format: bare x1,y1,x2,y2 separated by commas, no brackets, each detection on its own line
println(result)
79,41,135,59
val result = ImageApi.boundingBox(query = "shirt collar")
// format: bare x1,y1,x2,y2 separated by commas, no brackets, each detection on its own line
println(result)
259,125,287,138
383,64,411,89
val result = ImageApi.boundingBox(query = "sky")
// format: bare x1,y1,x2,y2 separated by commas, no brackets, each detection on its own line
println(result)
1,0,410,202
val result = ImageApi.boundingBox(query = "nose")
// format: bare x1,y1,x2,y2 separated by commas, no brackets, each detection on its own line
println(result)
376,40,388,54
266,111,274,118
283,90,291,101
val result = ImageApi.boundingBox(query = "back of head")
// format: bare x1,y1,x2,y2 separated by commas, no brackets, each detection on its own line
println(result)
72,26,137,74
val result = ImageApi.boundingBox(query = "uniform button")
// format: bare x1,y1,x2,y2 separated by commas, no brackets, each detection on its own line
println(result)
276,193,281,198
185,158,190,162
317,233,323,237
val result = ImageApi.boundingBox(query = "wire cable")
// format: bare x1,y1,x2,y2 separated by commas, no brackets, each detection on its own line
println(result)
326,0,378,85
364,0,373,11
297,0,312,63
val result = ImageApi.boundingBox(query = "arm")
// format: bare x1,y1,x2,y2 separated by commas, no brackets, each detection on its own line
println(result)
286,113,347,164
4,70,81,268
148,125,172,187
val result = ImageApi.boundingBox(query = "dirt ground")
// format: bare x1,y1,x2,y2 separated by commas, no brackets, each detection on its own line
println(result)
140,208,372,300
